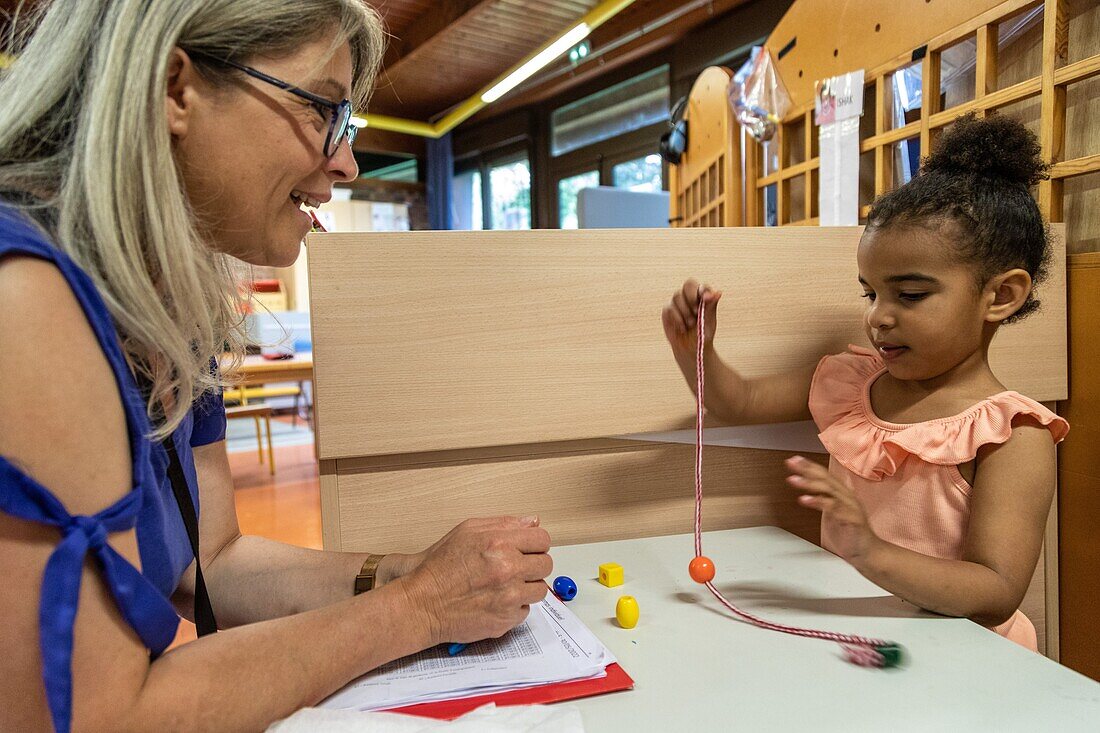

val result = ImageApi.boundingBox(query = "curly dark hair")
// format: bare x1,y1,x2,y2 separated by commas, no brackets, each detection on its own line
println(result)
866,112,1051,323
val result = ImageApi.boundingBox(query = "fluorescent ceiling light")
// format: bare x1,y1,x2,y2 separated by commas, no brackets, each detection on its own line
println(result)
482,22,590,103
350,116,370,128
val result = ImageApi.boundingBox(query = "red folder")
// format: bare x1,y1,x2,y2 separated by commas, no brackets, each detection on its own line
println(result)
383,662,634,720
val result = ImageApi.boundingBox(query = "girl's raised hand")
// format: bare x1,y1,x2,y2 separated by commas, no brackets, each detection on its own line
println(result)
661,278,722,355
785,456,879,564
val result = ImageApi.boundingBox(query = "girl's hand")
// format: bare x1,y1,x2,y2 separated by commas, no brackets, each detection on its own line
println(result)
662,278,722,356
397,516,553,646
785,456,879,564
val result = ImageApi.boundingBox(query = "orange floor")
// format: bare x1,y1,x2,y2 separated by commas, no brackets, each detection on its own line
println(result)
170,440,322,647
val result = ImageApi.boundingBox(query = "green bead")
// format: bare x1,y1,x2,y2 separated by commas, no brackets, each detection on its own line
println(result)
875,643,905,668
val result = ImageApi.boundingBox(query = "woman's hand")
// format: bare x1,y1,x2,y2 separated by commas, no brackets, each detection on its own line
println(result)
374,552,425,588
785,456,880,564
661,278,722,356
396,516,553,646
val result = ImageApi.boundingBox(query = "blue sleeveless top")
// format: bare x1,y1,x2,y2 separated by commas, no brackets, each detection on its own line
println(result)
0,206,226,733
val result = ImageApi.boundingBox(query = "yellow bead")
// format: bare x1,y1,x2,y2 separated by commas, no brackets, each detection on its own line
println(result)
616,595,639,629
598,562,624,587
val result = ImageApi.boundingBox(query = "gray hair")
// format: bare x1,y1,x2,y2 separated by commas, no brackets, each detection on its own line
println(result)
0,0,384,436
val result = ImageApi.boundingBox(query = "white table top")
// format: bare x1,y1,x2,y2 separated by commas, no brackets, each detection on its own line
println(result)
551,527,1100,732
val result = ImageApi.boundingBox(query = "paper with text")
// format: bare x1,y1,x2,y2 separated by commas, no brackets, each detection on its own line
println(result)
320,592,615,711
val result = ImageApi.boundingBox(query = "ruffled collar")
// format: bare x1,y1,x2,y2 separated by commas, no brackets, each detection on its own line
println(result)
818,346,1068,480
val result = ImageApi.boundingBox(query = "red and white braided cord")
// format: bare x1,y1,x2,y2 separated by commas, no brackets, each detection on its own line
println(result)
693,297,889,667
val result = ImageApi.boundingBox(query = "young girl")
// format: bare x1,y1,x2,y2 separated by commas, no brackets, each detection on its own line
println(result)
662,113,1067,651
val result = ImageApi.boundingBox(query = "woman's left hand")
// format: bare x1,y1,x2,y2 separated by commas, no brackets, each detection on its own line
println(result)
785,455,879,564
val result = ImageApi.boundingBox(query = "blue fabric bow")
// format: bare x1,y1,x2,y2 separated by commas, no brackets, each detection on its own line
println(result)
0,458,179,733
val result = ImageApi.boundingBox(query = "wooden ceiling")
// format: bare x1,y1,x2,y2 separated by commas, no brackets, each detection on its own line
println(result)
370,0,603,120
366,0,757,139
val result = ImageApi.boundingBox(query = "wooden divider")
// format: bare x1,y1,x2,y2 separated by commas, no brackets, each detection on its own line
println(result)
309,226,1065,460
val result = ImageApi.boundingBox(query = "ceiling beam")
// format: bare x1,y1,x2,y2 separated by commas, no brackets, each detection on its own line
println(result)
381,0,494,78
353,126,426,157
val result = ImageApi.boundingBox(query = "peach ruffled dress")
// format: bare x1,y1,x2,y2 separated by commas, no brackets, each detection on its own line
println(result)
808,346,1069,650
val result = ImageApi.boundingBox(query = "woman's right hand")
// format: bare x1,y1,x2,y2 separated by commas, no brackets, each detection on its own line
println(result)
662,278,722,355
399,516,553,646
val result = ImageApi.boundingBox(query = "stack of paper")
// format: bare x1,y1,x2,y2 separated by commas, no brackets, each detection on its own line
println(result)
320,593,615,712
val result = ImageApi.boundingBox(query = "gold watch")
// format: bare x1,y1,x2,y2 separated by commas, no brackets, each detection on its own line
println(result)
354,554,385,595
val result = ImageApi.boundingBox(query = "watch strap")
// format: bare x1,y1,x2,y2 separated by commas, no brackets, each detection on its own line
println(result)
354,554,385,595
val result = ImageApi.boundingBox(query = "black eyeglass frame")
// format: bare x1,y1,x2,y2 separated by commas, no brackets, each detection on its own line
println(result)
187,50,357,158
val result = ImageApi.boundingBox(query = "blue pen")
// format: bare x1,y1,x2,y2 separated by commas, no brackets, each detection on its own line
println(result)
447,643,468,656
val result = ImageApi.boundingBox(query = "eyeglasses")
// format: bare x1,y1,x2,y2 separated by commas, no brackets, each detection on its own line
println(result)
188,50,357,158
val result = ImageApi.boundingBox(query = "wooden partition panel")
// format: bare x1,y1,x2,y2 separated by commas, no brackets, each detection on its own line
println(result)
330,444,826,555
308,226,1066,461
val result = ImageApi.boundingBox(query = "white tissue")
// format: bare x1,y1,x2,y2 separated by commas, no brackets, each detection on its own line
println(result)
267,703,585,732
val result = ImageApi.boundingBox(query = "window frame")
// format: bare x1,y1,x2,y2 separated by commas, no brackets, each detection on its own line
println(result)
548,123,668,228
454,140,532,230
555,169,601,229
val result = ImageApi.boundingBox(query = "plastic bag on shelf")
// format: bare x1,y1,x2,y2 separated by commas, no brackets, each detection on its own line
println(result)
727,46,792,142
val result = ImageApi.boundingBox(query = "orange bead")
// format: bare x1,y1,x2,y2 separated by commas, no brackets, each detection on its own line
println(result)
689,555,716,583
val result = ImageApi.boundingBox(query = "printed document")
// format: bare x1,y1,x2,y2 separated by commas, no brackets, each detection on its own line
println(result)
320,592,614,711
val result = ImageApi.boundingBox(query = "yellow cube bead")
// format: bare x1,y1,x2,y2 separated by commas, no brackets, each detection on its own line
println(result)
598,562,624,587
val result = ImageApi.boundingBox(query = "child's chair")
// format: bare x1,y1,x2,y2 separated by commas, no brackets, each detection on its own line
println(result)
223,388,276,475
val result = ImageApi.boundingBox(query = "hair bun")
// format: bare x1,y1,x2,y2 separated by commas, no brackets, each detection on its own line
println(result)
921,112,1048,186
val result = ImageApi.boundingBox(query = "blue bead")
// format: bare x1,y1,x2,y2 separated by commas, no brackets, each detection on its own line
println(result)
553,575,577,601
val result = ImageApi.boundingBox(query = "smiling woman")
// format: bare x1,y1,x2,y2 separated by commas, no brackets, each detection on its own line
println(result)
0,2,554,732
170,37,362,269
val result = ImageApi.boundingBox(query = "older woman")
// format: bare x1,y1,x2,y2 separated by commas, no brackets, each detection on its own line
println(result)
0,2,552,731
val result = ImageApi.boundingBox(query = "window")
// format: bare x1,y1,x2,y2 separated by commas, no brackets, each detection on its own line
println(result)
453,149,532,231
889,62,923,184
551,66,670,157
452,169,483,230
547,63,670,227
557,171,599,229
365,159,419,183
489,158,531,230
612,154,663,193
355,152,419,183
